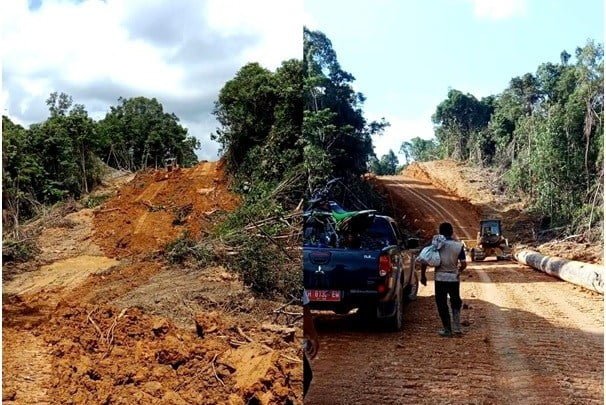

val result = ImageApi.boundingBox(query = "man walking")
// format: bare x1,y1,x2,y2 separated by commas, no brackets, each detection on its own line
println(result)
420,222,467,337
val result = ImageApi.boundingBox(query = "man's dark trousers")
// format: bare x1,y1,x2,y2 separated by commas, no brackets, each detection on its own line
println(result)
435,280,462,330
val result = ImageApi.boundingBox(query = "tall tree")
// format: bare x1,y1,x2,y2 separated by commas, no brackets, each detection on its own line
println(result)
212,63,278,172
303,27,387,190
432,89,493,161
400,137,440,163
369,150,399,175
98,97,199,171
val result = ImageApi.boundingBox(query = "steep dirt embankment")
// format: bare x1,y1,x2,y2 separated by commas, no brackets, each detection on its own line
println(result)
379,160,602,263
3,161,303,405
305,160,603,404
93,161,240,258
371,162,482,240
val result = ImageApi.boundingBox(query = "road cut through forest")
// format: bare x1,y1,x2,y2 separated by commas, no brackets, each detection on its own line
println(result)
305,162,603,404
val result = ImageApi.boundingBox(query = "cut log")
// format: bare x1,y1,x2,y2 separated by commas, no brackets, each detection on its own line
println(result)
514,249,603,294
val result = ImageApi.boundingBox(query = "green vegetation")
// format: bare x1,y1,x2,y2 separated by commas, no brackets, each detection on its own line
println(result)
411,40,603,237
2,93,199,233
369,150,399,175
97,97,200,171
189,28,388,298
400,138,440,165
303,28,388,189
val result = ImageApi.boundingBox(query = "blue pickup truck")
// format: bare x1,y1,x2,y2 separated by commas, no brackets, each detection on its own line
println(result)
303,215,419,331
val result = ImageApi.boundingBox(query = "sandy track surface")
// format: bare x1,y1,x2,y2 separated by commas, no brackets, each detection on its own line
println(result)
305,174,603,404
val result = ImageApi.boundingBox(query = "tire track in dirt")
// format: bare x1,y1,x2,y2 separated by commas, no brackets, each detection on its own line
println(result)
399,181,474,239
474,266,562,403
307,277,502,404
378,176,480,239
306,175,603,404
474,263,603,402
2,329,52,404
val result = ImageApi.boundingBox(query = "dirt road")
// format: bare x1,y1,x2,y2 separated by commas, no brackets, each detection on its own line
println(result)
305,174,603,404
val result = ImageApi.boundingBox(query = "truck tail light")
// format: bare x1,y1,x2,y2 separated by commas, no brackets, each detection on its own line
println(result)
379,254,392,277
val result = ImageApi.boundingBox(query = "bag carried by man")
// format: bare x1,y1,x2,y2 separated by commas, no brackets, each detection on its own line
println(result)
416,234,446,267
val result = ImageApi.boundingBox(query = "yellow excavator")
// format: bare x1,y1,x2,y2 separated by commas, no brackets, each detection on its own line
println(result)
463,219,511,261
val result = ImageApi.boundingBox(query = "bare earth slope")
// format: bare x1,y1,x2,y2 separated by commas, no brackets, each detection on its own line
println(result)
3,161,302,404
305,161,603,404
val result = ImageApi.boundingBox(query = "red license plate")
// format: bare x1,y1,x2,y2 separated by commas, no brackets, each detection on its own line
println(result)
307,290,341,302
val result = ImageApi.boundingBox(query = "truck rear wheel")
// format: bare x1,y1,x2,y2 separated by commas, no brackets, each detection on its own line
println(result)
405,273,419,301
385,289,404,332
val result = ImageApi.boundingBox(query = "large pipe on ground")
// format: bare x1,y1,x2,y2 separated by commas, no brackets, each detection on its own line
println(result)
514,249,603,294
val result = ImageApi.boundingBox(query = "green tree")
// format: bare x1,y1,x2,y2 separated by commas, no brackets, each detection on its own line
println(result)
98,97,199,171
369,150,399,175
212,63,278,172
303,27,387,191
432,89,493,161
400,137,439,163
2,116,44,228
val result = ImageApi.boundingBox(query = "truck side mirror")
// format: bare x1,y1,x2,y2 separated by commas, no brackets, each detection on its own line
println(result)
405,238,419,249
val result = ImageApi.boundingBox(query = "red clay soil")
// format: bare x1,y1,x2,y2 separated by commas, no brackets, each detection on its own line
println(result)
371,171,482,241
392,160,602,263
3,300,301,405
306,162,603,404
3,161,303,404
93,161,240,258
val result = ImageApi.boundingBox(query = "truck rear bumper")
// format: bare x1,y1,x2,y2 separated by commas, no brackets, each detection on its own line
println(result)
307,289,396,318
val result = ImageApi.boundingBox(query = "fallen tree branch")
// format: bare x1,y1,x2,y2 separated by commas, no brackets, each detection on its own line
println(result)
103,308,128,358
243,212,295,260
86,308,103,339
211,353,225,387
272,298,297,313
279,353,303,364
236,326,254,343
97,208,121,214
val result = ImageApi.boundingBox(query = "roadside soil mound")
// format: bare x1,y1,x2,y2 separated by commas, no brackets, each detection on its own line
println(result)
93,161,239,258
3,160,303,404
396,160,602,263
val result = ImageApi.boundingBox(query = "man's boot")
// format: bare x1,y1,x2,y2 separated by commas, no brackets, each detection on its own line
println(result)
452,309,462,335
438,327,452,337
438,315,452,337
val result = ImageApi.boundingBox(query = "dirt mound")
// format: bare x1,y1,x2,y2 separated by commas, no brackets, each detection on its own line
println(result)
402,160,519,209
398,160,601,263
93,161,240,258
11,304,300,404
400,161,535,241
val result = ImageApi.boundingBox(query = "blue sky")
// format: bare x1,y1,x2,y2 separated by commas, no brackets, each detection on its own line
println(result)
304,0,604,162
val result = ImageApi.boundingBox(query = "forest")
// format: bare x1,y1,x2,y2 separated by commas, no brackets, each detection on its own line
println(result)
3,94,199,231
396,40,603,237
4,32,602,248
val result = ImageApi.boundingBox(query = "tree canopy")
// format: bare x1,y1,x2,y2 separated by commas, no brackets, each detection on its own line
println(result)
421,40,603,233
303,27,387,190
3,93,200,228
98,96,199,171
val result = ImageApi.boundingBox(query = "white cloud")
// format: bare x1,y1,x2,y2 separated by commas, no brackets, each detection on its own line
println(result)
205,0,303,69
466,0,527,20
371,113,435,163
1,0,303,160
